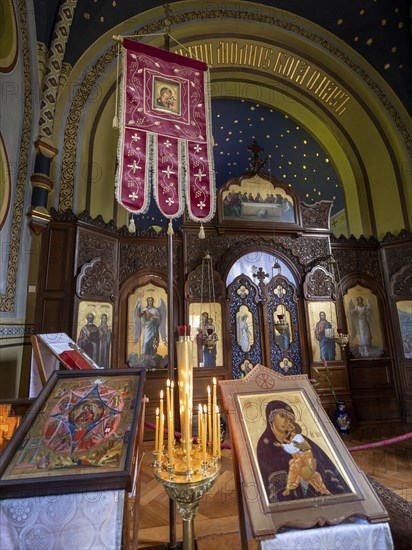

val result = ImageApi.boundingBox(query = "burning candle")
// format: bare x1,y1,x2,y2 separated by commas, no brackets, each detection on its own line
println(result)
212,378,217,451
207,385,212,449
213,405,218,458
203,404,207,463
198,403,202,446
155,407,159,454
217,406,221,459
159,391,164,457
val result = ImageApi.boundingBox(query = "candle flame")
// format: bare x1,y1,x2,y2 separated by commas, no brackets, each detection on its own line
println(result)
160,390,164,399
207,385,211,393
213,377,216,384
156,407,159,416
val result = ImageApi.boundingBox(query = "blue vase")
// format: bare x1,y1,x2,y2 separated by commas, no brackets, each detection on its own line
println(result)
335,400,351,435
220,416,227,443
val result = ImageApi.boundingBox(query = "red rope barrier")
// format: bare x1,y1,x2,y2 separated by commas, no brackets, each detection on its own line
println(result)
347,431,412,452
144,422,412,452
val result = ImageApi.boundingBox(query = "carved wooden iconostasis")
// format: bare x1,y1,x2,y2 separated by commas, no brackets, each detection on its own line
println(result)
33,165,411,429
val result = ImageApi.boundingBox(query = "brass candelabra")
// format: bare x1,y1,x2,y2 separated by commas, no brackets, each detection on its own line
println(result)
152,326,221,550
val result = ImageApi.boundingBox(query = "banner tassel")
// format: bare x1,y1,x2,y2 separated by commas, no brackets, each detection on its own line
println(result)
198,224,205,239
167,220,174,235
128,215,136,234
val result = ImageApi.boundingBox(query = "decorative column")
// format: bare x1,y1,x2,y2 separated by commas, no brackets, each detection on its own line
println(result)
27,0,78,234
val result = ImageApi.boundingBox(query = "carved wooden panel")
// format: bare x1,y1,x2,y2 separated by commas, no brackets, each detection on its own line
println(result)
390,264,412,298
185,264,223,301
303,265,336,300
77,229,116,269
301,201,332,229
185,232,330,278
331,238,382,283
383,232,412,279
119,240,181,283
75,257,116,300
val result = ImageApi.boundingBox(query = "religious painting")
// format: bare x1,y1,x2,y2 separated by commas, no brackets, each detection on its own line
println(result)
396,300,412,359
240,359,255,377
189,302,223,368
279,356,293,374
221,174,296,223
343,285,384,359
238,390,354,508
219,365,389,537
273,304,292,351
307,301,341,362
76,302,113,369
153,77,180,115
236,306,254,353
127,285,168,369
0,369,146,499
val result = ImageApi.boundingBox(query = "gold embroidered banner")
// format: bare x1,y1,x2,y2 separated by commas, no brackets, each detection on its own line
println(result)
115,39,216,223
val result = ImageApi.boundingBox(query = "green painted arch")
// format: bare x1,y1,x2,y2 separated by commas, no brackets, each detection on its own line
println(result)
0,132,11,230
0,0,18,73
52,1,411,238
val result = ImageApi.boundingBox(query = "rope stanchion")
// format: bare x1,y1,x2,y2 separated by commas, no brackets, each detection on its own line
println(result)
347,432,412,453
144,422,412,452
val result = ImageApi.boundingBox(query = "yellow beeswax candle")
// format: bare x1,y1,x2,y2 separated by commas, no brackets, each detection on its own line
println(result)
155,407,159,454
159,390,164,457
203,404,207,463
168,411,174,466
198,403,202,446
207,385,212,449
159,414,165,460
166,380,171,441
217,406,221,459
170,381,175,442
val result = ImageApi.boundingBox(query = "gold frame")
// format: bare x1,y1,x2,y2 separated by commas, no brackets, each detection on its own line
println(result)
219,365,388,539
307,300,341,362
0,369,146,499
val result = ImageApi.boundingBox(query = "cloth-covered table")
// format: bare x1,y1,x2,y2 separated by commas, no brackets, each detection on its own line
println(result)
0,490,124,549
260,517,393,550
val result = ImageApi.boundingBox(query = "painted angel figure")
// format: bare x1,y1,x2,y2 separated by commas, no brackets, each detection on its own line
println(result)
349,296,373,357
237,313,252,353
134,296,167,356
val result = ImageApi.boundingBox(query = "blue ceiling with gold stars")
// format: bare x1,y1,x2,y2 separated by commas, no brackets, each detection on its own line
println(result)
32,1,411,230
132,98,343,230
34,0,412,114
212,99,341,206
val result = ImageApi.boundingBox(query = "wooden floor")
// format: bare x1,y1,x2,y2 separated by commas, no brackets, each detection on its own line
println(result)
136,420,412,549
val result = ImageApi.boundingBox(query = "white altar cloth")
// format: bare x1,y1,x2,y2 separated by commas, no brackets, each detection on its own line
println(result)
0,490,125,550
260,517,393,550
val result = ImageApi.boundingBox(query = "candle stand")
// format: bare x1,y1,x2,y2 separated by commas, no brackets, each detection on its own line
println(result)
153,326,221,550
153,446,220,550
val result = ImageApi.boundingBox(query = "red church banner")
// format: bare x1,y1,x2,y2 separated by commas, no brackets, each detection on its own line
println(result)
115,39,216,223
